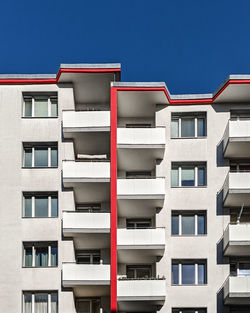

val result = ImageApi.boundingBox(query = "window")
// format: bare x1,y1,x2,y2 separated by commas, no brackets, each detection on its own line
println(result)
230,161,250,173
23,94,58,118
231,110,250,121
23,193,58,218
23,291,58,313
23,242,58,267
76,203,102,212
76,250,101,264
171,212,206,235
76,299,100,313
126,123,152,128
126,171,152,178
23,143,58,168
230,259,250,277
127,265,152,278
173,309,207,313
171,113,206,138
171,163,206,187
126,219,152,229
172,260,207,285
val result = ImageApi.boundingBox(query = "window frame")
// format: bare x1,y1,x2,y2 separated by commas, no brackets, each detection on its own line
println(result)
172,309,207,313
23,291,58,313
22,192,58,218
22,94,58,118
76,250,101,264
172,259,207,285
23,143,58,168
171,211,207,236
23,242,58,268
171,113,207,139
171,163,207,187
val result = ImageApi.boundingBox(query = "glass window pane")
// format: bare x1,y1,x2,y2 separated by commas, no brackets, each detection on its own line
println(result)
182,167,195,186
34,99,48,117
51,148,58,167
24,99,32,117
51,197,58,217
171,167,179,187
35,197,48,217
239,263,250,276
51,99,58,117
181,118,195,137
24,148,32,167
198,215,206,235
182,264,195,284
24,293,32,313
198,167,206,186
171,119,179,138
34,148,48,167
35,247,48,267
172,264,179,284
172,215,179,235
198,263,206,284
51,246,58,266
24,197,32,217
182,215,195,235
24,247,32,267
51,293,58,313
198,118,206,136
35,294,48,312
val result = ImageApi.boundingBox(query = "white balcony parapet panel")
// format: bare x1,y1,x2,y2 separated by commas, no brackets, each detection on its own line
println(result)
223,172,250,207
224,120,250,158
117,178,165,199
117,279,165,301
117,127,165,148
117,228,165,250
63,111,110,132
63,212,110,235
224,223,250,256
224,276,250,305
62,263,110,286
62,160,110,183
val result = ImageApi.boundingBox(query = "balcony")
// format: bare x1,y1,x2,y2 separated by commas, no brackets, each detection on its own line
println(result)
117,127,165,170
224,223,250,256
62,111,110,133
117,228,165,263
117,279,165,311
62,263,110,297
223,172,250,207
224,276,250,305
63,212,110,236
224,120,250,158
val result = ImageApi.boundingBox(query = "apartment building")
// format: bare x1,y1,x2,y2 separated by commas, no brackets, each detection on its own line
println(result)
0,63,249,313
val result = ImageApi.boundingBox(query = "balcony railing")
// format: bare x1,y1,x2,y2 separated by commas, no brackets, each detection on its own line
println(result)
224,223,250,256
224,276,250,304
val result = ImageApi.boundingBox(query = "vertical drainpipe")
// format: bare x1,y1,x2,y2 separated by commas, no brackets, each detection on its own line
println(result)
110,86,117,313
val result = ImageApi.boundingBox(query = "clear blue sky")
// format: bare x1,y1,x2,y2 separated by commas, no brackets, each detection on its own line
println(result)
0,0,250,94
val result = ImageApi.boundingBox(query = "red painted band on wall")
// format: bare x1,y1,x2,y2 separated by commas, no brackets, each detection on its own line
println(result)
110,86,117,313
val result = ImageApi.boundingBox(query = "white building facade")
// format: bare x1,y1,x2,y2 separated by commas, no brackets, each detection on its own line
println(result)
0,64,249,313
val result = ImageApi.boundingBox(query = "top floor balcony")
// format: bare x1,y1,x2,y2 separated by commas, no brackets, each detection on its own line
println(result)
223,120,250,158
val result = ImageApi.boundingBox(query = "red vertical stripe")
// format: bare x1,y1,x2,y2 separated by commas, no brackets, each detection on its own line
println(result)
110,86,117,312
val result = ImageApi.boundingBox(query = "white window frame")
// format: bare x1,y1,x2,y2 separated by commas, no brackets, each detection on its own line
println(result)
172,260,207,285
171,114,206,138
23,193,58,218
172,212,206,236
172,164,206,187
23,242,57,267
23,144,58,168
23,291,58,313
23,95,58,118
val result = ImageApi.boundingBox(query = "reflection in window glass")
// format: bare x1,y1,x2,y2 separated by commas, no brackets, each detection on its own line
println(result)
35,247,48,267
35,294,48,312
181,118,195,137
172,264,179,284
182,167,195,186
172,215,179,235
34,148,48,167
171,167,179,187
34,99,48,117
51,148,58,167
182,264,195,284
198,215,206,235
24,247,32,267
198,263,206,284
24,293,32,313
24,99,32,117
24,197,32,217
171,119,179,138
35,197,48,217
182,216,195,235
198,167,206,186
24,148,32,167
51,197,58,217
198,118,206,136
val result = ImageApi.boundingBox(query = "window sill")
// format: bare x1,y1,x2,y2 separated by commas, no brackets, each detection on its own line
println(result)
22,266,58,268
171,186,207,188
171,284,207,286
171,234,207,237
22,167,58,169
22,217,58,219
171,137,207,140
22,116,58,119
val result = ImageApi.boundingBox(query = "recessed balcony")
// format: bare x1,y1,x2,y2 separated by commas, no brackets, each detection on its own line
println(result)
224,120,250,158
224,276,250,305
224,223,250,256
117,228,165,263
62,263,110,297
117,279,165,312
63,212,110,236
223,172,250,207
63,111,110,133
